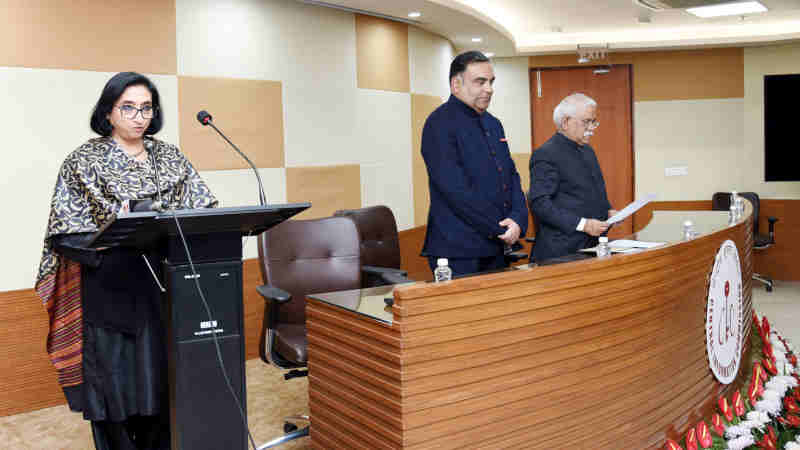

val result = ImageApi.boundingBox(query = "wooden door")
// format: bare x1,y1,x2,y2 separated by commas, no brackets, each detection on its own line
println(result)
529,65,634,238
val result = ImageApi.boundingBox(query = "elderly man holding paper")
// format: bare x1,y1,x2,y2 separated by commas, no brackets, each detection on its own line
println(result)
528,93,616,262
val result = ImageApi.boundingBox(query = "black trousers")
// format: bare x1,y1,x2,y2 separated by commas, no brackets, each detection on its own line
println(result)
91,414,170,450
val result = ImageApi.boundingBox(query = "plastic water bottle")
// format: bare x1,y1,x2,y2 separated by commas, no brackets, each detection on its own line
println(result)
596,237,611,258
729,205,738,225
730,191,738,212
735,196,744,218
683,220,695,240
434,258,452,282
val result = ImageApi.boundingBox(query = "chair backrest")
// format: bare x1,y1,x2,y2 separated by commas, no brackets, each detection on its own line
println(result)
711,192,731,211
257,216,362,325
334,205,401,270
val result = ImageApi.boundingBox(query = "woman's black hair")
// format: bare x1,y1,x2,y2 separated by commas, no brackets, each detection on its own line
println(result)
89,72,163,136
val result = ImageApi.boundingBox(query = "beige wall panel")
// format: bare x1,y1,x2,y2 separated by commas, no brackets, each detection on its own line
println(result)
353,91,414,230
286,165,361,220
200,168,287,259
0,68,178,292
490,57,533,155
0,1,176,74
511,153,531,196
408,27,454,100
743,42,800,199
178,76,283,171
634,98,744,201
529,48,744,101
412,94,446,227
355,14,410,92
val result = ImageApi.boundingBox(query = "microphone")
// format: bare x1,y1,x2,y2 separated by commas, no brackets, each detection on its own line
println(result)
197,110,267,206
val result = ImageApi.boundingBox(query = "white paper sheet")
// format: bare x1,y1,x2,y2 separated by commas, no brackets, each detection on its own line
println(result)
608,239,666,249
606,193,658,225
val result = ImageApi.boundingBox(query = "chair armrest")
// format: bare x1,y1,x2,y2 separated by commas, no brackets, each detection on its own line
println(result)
362,265,411,285
767,216,778,243
362,265,408,277
256,285,292,304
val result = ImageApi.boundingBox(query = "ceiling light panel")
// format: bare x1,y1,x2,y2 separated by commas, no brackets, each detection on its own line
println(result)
686,1,767,18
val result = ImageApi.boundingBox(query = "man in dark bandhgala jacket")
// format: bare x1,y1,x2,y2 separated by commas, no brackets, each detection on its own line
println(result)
421,51,528,277
528,93,615,263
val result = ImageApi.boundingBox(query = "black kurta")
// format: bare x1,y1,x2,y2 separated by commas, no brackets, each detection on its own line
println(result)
528,132,611,262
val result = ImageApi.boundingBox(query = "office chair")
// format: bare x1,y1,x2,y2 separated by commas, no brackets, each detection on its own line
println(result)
334,205,410,287
256,216,363,447
711,192,779,291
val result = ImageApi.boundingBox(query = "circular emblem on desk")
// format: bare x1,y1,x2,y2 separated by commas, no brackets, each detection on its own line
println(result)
706,240,743,384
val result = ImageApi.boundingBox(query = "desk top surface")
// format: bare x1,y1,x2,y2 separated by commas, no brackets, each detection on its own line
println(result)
308,209,736,324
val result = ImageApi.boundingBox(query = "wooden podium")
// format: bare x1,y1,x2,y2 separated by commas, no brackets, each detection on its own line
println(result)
305,206,754,449
90,203,309,450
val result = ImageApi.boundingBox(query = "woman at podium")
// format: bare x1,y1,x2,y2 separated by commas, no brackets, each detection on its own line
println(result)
34,72,217,450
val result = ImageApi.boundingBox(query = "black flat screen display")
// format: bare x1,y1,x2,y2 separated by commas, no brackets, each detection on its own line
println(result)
764,74,800,182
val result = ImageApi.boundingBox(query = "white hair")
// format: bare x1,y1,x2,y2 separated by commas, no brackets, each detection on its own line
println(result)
553,93,597,130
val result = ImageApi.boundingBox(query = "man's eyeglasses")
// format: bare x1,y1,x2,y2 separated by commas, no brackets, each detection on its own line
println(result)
580,118,599,129
117,104,156,120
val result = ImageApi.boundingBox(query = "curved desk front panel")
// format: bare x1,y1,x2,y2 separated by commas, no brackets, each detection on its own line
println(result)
306,207,754,449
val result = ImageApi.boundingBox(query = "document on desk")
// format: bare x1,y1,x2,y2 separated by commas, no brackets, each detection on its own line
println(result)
608,239,666,251
607,193,658,225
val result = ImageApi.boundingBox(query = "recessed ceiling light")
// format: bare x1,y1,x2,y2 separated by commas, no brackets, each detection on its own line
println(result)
471,37,482,42
485,52,495,58
408,11,421,18
686,1,767,18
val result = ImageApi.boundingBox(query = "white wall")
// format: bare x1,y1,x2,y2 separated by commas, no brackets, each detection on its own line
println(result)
489,56,532,155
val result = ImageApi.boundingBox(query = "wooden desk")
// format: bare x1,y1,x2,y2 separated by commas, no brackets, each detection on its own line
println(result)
306,208,754,449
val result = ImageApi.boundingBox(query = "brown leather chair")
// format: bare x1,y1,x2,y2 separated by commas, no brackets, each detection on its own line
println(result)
256,216,362,447
712,191,779,291
334,205,410,287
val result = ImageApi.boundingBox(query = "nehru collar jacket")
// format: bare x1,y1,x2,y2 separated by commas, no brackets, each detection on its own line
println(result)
420,95,528,258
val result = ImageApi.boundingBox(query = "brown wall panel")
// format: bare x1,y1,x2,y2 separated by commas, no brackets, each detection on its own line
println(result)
633,199,800,281
355,14,410,92
0,0,176,74
411,94,444,227
753,199,800,282
286,165,361,220
511,153,531,196
178,76,284,170
529,47,744,101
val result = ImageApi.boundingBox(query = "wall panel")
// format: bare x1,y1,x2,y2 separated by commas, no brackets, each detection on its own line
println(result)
286,165,362,220
0,0,176,74
408,27,453,100
411,94,445,227
178,76,284,170
356,14,410,93
529,47,744,101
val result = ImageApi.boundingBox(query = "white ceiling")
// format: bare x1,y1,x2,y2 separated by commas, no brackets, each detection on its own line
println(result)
301,0,800,56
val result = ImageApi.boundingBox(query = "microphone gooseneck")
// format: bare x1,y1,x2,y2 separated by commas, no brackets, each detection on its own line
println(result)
197,110,267,206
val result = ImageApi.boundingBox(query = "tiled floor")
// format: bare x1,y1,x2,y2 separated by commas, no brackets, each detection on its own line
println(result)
1,282,797,449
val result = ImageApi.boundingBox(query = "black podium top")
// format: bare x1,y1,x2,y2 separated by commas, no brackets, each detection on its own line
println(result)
88,203,310,249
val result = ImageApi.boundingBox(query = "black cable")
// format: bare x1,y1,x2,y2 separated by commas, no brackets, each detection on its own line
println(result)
169,209,258,450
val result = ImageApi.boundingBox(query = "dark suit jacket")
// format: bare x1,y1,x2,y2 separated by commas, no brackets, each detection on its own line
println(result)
528,132,611,262
421,95,528,258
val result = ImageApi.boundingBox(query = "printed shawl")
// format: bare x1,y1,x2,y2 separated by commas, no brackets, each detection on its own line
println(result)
35,136,217,389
